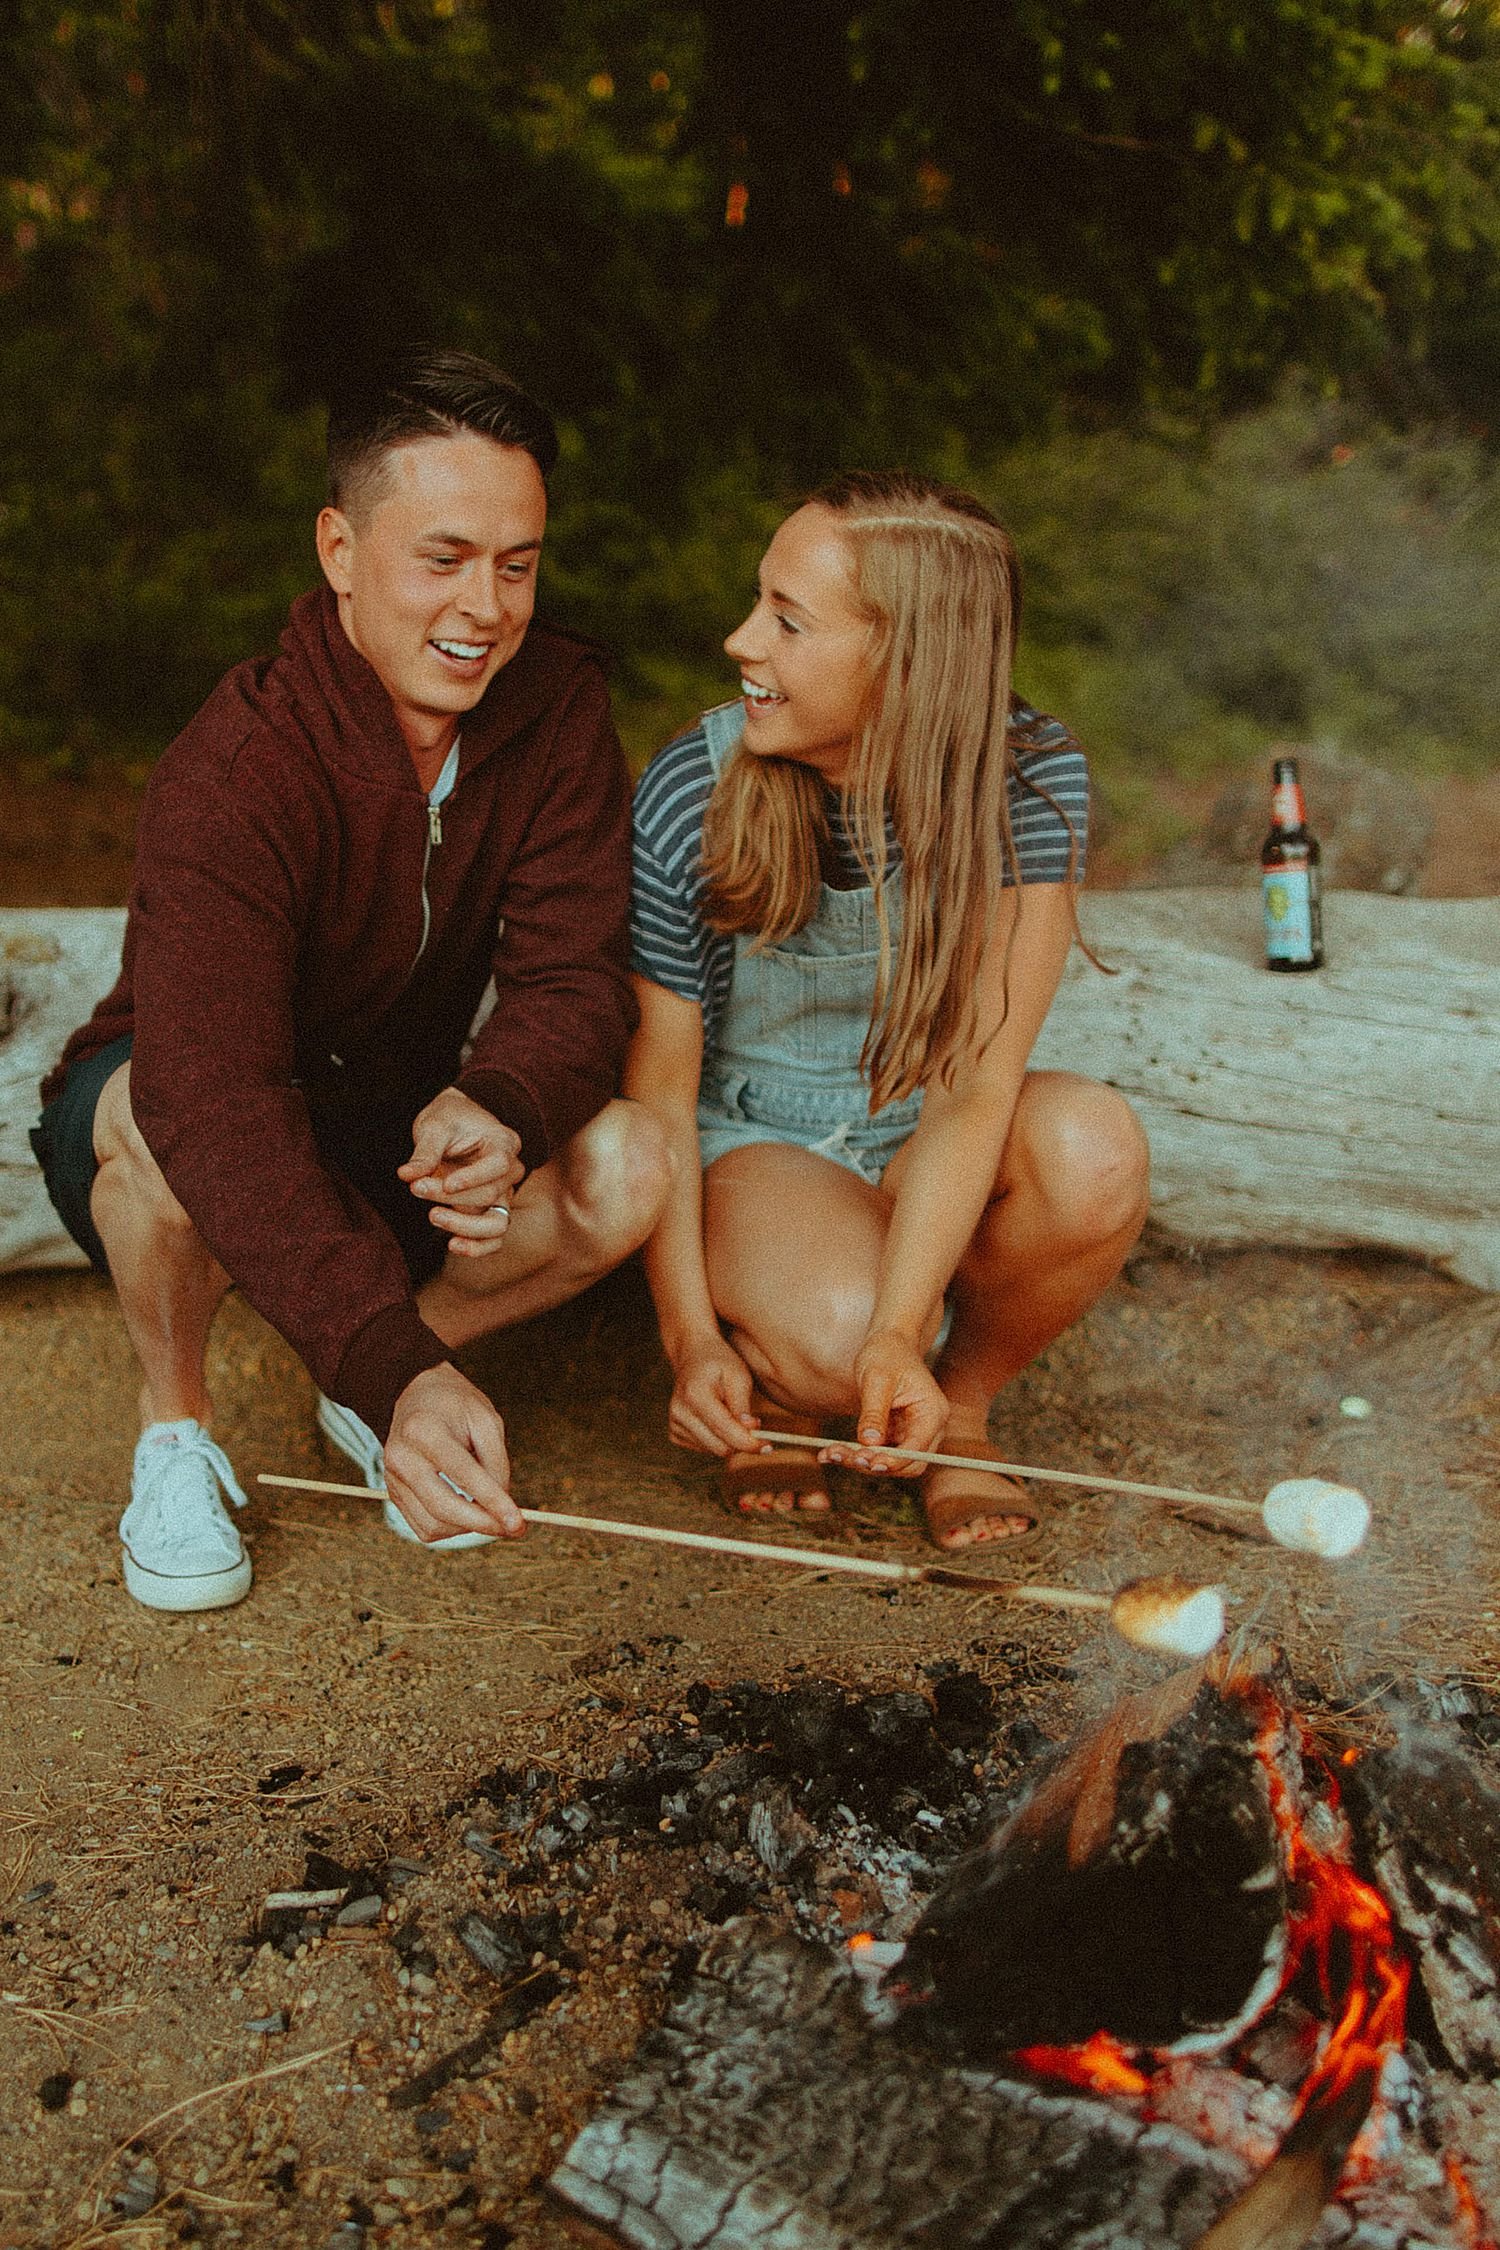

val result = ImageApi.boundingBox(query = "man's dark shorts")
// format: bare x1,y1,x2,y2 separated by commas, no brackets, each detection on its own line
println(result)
30,1036,449,1285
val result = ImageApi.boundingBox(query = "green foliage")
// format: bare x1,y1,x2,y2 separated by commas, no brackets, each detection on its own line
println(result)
980,389,1500,812
2,0,1499,775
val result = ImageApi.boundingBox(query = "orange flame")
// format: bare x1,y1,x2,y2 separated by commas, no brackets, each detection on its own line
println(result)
1016,2029,1149,2097
1255,1710,1408,2159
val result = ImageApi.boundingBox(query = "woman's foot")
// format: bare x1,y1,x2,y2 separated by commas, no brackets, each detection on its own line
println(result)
720,1409,832,1517
921,1435,1038,1551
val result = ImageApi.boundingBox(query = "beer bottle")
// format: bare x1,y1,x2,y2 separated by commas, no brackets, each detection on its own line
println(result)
1261,757,1324,971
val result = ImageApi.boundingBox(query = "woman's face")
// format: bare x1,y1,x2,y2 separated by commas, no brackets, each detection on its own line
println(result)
724,505,873,784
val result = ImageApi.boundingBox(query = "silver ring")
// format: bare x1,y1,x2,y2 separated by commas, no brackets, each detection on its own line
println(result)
488,1203,510,1219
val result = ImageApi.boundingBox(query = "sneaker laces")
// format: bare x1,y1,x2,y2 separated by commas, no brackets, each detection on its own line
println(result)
137,1421,248,1512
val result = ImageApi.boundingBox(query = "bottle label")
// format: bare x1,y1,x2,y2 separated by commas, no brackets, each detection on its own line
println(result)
1264,868,1318,962
1271,778,1306,829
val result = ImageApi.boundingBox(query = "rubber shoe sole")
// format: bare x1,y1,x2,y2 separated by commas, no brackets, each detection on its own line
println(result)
122,1546,253,1613
316,1392,385,1487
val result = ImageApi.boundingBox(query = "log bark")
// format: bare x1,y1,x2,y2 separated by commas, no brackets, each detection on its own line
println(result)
2,895,1497,1289
1033,891,1500,1293
0,909,125,1272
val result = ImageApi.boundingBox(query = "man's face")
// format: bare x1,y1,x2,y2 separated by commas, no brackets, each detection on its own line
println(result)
316,430,548,758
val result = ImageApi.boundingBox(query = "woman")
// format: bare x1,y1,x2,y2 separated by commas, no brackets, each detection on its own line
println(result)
624,472,1149,1548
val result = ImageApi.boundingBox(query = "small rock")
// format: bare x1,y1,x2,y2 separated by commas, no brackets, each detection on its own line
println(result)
335,1894,383,1929
37,2072,73,2112
1339,1395,1373,1419
245,2011,288,2036
112,2157,159,2218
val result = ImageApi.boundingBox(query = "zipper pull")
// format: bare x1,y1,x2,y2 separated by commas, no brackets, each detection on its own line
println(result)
428,804,443,848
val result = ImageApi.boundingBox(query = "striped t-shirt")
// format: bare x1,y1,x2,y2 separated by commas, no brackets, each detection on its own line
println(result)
631,698,1088,1047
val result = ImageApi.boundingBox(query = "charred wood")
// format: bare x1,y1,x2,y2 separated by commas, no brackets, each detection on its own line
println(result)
898,1671,1290,2057
1343,1733,1500,2079
550,1922,1469,2250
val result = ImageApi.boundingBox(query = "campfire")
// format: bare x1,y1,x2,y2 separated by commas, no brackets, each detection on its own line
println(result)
550,1650,1500,2250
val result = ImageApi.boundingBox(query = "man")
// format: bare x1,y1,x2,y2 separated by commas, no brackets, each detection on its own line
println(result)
32,345,668,1612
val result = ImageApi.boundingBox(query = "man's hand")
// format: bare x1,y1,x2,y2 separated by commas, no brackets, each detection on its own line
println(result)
399,1087,524,1257
383,1363,524,1542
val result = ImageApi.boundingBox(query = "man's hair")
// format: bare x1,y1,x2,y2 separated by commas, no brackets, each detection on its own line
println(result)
326,344,559,519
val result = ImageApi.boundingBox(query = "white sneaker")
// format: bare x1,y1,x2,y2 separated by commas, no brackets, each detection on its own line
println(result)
315,1392,495,1552
120,1421,253,1612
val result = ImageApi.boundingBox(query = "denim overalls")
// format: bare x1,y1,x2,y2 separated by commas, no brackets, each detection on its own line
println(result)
696,703,925,1185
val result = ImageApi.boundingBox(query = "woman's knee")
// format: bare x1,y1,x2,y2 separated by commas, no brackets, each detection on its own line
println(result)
727,1277,872,1411
1015,1074,1150,1245
561,1099,673,1261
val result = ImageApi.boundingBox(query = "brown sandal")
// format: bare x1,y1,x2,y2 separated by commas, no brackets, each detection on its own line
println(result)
921,1466,1041,1552
719,1451,834,1516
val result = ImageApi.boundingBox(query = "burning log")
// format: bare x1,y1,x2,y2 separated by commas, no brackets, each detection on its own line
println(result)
552,1657,1500,2250
1343,1730,1500,2080
895,1663,1294,2057
550,1922,1466,2250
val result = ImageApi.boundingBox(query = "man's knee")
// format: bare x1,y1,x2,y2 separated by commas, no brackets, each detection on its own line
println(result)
562,1099,673,1262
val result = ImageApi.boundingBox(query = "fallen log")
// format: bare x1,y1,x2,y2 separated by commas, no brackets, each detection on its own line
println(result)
1,909,126,1272
2,895,1497,1287
1035,890,1500,1293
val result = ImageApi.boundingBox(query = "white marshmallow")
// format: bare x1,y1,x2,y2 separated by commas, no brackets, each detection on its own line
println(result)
1111,1580,1226,1658
1261,1478,1370,1560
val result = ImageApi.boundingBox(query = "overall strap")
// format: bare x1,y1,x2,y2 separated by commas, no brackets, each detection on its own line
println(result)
701,700,747,780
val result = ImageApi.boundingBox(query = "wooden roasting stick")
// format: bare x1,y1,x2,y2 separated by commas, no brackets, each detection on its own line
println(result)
256,1473,1225,1655
751,1431,1372,1559
754,1428,1259,1513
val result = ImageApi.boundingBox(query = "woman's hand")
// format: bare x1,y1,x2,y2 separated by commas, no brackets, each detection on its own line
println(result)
668,1336,762,1458
831,1329,948,1473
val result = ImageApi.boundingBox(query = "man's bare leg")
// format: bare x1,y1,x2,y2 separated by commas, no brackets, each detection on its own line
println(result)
417,1100,671,1351
88,1063,252,1609
90,1063,230,1430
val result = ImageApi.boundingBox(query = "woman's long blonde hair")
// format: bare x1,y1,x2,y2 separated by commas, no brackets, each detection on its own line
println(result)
702,470,1060,1111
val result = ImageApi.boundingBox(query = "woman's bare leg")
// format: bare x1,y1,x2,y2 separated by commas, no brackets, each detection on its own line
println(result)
703,1143,894,1514
699,1078,1148,1541
898,1072,1151,1548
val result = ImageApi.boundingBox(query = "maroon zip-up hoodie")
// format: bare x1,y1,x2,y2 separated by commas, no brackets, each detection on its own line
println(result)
46,586,637,1438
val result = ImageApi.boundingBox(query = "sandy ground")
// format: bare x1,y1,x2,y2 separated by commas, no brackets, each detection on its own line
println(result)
1,1240,1497,2248
0,762,1496,2246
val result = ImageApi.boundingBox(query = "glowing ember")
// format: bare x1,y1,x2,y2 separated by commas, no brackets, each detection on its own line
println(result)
1446,2152,1500,2250
1016,2029,1149,2098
